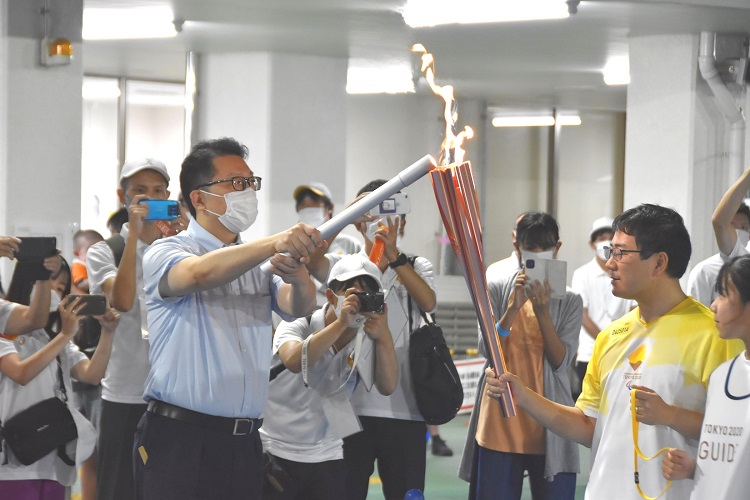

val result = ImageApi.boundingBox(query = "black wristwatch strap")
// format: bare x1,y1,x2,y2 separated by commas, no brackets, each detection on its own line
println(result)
388,252,409,269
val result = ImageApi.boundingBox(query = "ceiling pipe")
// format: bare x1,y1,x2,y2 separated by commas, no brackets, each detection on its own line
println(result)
698,32,745,183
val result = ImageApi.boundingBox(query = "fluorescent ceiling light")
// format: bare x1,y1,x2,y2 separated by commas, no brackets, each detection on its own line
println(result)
83,6,177,40
492,115,581,127
346,61,415,94
402,0,569,28
603,56,630,86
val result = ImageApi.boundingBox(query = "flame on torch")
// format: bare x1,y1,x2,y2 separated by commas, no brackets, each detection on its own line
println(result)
411,43,474,166
414,43,515,416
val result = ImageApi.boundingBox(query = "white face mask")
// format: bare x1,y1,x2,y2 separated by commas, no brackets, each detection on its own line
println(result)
736,229,750,249
595,240,611,261
202,188,258,233
332,295,365,328
520,249,555,267
297,207,328,227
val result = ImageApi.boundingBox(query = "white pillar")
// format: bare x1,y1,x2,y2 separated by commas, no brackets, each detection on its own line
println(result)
624,34,738,269
0,0,83,283
196,52,348,241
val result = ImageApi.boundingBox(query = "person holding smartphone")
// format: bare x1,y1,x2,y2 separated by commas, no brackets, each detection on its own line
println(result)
460,211,583,499
85,158,171,500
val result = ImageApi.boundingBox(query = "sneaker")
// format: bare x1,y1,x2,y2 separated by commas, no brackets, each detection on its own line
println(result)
431,435,453,457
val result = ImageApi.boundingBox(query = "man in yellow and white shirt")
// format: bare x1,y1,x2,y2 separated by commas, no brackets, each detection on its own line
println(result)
485,204,742,500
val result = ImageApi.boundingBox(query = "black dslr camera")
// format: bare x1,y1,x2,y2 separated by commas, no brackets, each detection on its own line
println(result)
353,291,384,313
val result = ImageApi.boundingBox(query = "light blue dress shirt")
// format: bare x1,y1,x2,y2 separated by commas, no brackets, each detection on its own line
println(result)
142,221,292,418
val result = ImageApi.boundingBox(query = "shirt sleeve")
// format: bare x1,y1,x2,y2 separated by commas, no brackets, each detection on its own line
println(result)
273,316,308,354
71,261,88,285
86,241,117,294
0,300,18,332
552,291,583,375
576,326,605,417
412,256,437,313
0,335,17,360
62,339,88,375
142,238,195,303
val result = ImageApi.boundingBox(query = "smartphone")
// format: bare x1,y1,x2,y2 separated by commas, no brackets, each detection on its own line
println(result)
369,193,410,217
64,294,108,316
139,200,180,221
523,259,567,300
14,237,57,262
353,291,385,313
14,236,57,281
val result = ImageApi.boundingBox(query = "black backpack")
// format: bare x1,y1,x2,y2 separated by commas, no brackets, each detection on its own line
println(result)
407,258,463,425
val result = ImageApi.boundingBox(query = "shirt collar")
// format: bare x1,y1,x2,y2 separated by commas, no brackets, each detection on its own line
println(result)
591,257,609,277
187,219,241,251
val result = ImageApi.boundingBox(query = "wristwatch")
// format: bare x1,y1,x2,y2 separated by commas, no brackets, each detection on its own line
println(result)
388,252,409,269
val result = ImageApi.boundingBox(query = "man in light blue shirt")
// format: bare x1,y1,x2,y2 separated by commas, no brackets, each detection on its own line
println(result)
135,138,322,500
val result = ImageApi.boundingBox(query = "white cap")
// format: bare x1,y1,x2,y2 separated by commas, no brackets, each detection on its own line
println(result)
328,255,382,290
293,182,332,203
119,158,170,183
590,216,613,239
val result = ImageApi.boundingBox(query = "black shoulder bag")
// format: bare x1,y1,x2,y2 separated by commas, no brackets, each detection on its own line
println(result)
407,291,464,425
0,357,78,466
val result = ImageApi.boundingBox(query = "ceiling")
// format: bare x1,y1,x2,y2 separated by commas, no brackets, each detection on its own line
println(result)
82,0,750,112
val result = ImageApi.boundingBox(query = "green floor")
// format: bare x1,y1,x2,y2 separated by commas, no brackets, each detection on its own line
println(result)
365,415,590,499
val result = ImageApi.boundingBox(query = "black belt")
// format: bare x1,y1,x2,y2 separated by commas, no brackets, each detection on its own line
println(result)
147,400,262,435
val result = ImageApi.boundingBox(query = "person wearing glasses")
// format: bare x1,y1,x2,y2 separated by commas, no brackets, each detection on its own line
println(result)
484,204,742,500
135,138,322,499
86,158,172,500
570,217,635,399
461,211,582,500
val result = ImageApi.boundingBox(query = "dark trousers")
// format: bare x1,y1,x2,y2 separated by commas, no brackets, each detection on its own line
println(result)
343,416,426,500
96,400,147,500
133,410,264,500
474,446,576,500
262,455,346,500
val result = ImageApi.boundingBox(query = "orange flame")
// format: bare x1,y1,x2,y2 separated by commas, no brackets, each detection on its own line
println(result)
411,43,474,166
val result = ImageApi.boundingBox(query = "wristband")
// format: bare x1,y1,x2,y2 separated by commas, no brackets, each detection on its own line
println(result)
496,322,510,338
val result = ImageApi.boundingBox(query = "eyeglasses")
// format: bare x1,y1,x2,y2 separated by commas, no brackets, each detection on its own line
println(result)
603,246,646,261
197,176,262,192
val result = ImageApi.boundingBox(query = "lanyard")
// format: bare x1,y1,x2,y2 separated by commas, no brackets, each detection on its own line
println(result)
724,354,750,401
630,389,672,500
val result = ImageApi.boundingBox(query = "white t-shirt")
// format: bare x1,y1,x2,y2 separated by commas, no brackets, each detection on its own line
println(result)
326,252,436,421
687,254,726,308
571,258,634,363
86,224,151,404
689,352,750,499
328,233,362,257
260,307,357,463
0,330,94,485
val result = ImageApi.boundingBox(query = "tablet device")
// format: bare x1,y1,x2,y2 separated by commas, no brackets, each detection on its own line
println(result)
523,258,567,300
14,237,57,281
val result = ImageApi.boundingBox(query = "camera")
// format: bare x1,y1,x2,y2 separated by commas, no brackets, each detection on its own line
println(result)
525,259,535,269
353,291,384,313
369,193,410,216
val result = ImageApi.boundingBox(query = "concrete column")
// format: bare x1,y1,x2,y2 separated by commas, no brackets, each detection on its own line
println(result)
0,0,83,283
196,52,348,241
624,33,742,270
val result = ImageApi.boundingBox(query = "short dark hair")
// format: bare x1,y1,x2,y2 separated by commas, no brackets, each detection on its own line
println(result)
612,204,691,279
716,255,750,304
736,203,750,225
516,212,559,250
107,207,128,234
180,137,248,217
590,228,613,244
